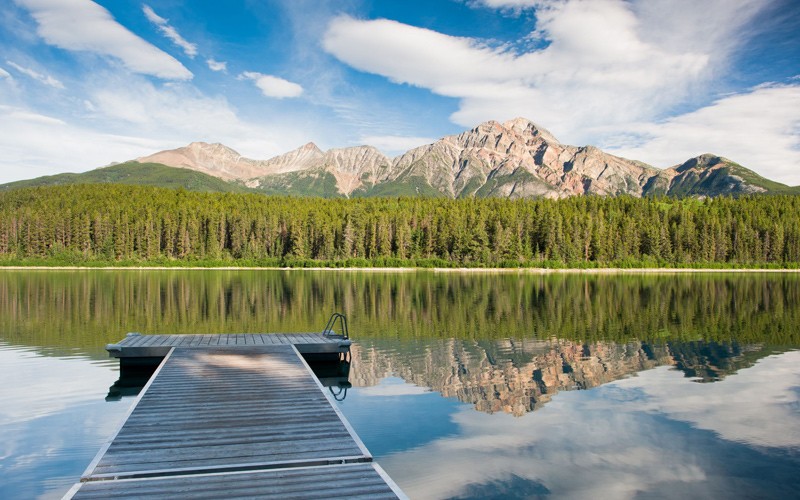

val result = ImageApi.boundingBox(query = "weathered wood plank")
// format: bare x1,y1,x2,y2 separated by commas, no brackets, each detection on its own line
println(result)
83,332,402,497
68,463,405,499
110,333,341,351
83,346,371,481
138,335,158,347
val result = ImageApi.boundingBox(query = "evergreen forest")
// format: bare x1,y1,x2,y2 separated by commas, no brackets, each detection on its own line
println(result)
1,184,799,268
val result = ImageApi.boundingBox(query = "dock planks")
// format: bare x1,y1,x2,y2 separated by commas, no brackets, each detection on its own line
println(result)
67,463,403,499
107,333,350,360
67,343,405,499
82,345,369,480
65,332,406,499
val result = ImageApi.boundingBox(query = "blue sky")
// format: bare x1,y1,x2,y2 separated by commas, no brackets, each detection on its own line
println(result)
1,0,798,184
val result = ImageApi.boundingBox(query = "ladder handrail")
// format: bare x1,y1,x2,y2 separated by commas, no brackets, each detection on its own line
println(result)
322,312,349,340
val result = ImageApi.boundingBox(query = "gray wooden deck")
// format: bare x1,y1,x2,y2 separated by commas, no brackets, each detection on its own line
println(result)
66,463,402,499
107,333,351,359
67,344,405,499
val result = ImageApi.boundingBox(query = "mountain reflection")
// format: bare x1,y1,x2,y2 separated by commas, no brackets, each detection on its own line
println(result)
349,338,775,416
0,269,797,417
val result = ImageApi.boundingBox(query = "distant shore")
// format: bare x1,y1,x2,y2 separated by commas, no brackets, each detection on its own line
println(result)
0,266,798,273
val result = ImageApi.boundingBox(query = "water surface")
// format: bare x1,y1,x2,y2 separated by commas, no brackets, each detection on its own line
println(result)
0,270,798,499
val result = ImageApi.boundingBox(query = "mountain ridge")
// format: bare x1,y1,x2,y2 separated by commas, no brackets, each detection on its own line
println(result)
0,161,255,194
136,117,797,198
3,117,798,197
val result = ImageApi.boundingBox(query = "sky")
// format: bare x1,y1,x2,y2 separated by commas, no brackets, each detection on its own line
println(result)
1,0,799,185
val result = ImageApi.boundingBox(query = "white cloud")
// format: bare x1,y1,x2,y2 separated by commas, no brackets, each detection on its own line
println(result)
5,60,64,89
379,352,800,499
359,135,435,155
0,67,11,79
87,75,305,153
472,0,539,9
0,104,172,183
618,351,800,449
238,71,304,99
324,17,523,93
4,107,66,126
322,1,797,181
0,347,117,425
606,83,800,184
206,58,227,72
14,0,191,80
322,4,717,132
0,72,310,183
142,4,198,58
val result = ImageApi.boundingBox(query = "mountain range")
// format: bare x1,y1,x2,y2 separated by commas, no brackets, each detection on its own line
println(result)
3,118,797,197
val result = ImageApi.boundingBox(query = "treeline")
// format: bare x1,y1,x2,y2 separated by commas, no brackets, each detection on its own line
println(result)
1,184,799,267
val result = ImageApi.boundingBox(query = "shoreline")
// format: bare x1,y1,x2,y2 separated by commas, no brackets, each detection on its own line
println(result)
0,266,798,273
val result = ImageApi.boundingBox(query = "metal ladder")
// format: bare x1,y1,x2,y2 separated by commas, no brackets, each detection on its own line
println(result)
322,312,349,340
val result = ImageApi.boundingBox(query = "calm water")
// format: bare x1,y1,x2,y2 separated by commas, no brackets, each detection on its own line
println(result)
1,270,799,499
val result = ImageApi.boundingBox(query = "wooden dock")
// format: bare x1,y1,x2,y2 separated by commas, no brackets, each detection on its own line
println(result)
66,463,402,499
107,332,351,362
66,340,405,499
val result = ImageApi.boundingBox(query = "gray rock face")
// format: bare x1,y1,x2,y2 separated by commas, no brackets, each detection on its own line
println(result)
257,142,324,174
664,154,768,197
390,118,663,198
135,118,787,198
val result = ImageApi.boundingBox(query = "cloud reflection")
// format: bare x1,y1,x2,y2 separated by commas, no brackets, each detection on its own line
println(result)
617,351,800,448
0,345,131,499
378,351,800,499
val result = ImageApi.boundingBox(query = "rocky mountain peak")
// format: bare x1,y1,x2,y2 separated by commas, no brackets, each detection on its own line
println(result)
322,145,391,171
675,153,724,172
502,117,560,144
137,142,247,180
299,142,323,153
124,117,791,199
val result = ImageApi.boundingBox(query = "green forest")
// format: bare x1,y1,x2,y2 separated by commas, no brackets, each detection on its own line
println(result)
1,184,799,267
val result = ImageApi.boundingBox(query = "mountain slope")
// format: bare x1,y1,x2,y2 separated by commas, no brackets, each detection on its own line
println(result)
3,118,798,198
248,145,393,197
385,118,662,199
661,154,793,197
137,142,279,181
0,162,255,193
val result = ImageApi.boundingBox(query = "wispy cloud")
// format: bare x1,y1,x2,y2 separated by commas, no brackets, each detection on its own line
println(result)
206,58,227,72
322,0,794,180
238,71,303,99
5,60,64,89
13,0,191,80
142,4,198,58
0,66,312,184
0,66,12,79
322,8,713,139
605,82,800,184
469,0,539,11
0,104,168,183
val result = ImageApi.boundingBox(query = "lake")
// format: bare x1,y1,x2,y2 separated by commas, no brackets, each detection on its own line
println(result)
1,270,798,499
